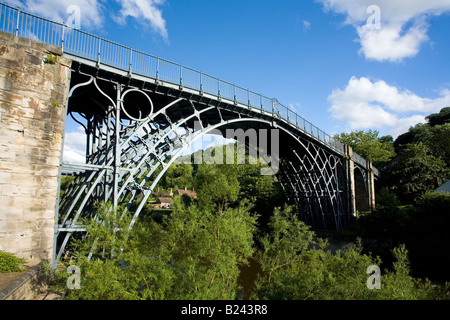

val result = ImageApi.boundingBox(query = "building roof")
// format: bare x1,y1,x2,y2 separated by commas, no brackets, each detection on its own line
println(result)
175,187,197,198
151,187,173,198
436,180,450,194
157,197,172,204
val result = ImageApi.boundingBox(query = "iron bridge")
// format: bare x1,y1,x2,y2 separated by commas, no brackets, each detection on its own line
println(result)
0,3,379,267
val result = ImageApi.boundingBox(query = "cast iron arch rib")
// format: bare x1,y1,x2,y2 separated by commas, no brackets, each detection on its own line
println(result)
56,65,368,261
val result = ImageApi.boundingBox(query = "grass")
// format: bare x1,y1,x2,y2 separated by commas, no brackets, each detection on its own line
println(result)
0,251,27,273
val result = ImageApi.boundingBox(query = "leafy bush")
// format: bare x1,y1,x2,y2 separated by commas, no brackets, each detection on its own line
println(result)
0,251,26,273
50,199,450,300
252,206,448,300
53,199,258,300
416,191,450,215
402,191,450,281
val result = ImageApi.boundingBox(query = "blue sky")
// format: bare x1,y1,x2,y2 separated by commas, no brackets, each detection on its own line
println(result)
4,0,450,162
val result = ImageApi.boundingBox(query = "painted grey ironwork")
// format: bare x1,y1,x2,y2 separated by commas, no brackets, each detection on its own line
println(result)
0,3,379,268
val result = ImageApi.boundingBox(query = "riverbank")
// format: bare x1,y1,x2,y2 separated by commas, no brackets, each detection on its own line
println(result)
0,260,60,300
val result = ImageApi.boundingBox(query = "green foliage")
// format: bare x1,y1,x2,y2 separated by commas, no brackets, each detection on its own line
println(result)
51,99,61,108
234,163,284,216
375,188,401,209
59,176,75,198
252,207,447,300
405,192,450,280
416,190,450,213
154,198,257,299
194,163,241,210
50,199,450,300
386,107,450,206
393,108,450,167
71,202,133,260
388,143,449,203
395,122,450,166
174,143,286,220
54,198,257,300
394,123,430,151
44,54,57,64
160,162,194,190
0,251,26,273
334,129,396,167
428,123,450,165
426,107,450,127
338,191,450,283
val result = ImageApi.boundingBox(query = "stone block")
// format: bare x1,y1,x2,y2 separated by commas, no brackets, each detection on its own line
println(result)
0,161,37,175
34,164,59,177
0,195,13,207
0,172,11,184
0,148,15,162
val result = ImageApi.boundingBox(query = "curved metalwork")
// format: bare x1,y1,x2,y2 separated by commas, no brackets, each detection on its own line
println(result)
54,64,375,264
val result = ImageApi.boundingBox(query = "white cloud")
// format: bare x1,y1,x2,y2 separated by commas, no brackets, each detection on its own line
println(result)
389,115,427,138
356,22,429,63
114,0,168,40
318,0,450,62
4,0,169,39
6,0,104,30
63,126,86,164
327,76,450,137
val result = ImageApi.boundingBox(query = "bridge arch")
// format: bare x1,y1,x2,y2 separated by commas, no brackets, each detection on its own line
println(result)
56,71,351,260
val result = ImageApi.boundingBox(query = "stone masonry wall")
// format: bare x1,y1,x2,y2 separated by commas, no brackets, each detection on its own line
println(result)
0,31,71,261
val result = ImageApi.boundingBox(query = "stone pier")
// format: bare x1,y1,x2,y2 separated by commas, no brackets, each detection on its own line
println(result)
345,145,376,217
0,31,71,261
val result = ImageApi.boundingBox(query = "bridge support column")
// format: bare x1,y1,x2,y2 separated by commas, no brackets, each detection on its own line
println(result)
367,161,376,211
0,32,71,261
344,145,357,218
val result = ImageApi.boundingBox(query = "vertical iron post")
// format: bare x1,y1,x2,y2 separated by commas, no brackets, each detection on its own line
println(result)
15,7,20,37
113,85,122,211
129,47,133,75
156,56,160,82
61,23,65,53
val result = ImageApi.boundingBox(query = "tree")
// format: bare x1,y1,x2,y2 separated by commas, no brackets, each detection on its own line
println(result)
403,191,450,281
193,163,241,210
334,130,396,168
426,107,450,127
157,198,257,299
160,162,194,190
53,198,258,300
388,143,449,203
252,206,446,300
394,108,450,166
428,123,450,166
394,123,431,151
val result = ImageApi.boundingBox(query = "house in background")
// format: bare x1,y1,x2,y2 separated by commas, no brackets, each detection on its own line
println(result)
151,187,173,199
156,197,173,209
150,186,197,210
174,186,197,199
435,180,450,194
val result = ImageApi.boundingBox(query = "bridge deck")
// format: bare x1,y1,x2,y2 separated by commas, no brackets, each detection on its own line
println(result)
0,2,378,175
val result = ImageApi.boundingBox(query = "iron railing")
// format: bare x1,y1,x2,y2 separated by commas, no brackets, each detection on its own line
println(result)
0,2,374,169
